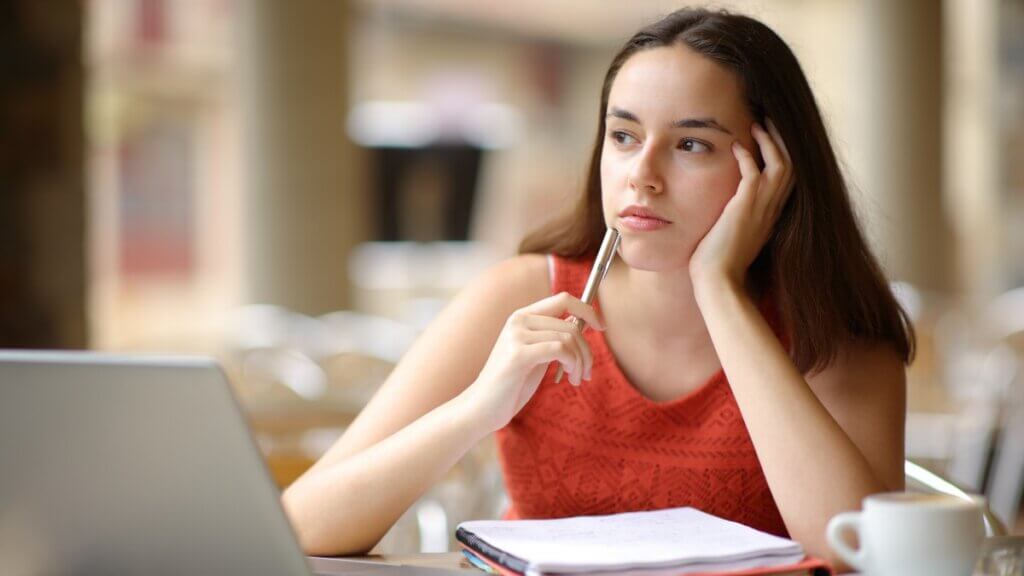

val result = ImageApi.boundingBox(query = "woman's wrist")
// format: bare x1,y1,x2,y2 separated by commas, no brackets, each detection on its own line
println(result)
448,384,501,438
692,269,743,308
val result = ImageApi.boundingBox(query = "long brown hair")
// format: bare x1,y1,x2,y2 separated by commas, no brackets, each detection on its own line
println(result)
519,7,914,373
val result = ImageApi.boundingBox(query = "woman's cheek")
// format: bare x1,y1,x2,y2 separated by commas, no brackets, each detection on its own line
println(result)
600,164,630,226
689,172,740,235
703,167,741,207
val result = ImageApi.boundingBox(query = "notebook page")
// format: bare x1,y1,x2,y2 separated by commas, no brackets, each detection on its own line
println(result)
458,507,804,573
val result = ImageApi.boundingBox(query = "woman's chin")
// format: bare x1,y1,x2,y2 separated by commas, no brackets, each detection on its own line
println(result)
617,242,691,273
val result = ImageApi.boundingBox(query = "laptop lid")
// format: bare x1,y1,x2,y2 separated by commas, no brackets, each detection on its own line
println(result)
0,350,312,576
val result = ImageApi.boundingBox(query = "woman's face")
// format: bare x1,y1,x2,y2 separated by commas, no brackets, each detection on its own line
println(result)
601,45,756,272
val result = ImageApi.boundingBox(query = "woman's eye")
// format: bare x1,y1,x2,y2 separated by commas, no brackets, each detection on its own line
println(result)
679,138,711,153
610,130,637,145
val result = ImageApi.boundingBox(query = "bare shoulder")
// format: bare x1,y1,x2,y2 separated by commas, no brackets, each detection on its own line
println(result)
462,253,552,315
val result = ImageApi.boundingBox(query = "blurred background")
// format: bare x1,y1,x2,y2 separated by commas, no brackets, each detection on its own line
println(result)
2,0,1023,554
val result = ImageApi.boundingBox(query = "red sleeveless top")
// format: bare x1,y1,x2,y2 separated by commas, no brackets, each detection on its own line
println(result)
495,255,789,537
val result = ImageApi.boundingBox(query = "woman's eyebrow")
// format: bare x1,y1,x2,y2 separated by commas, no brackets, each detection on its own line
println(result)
607,106,733,135
673,117,733,135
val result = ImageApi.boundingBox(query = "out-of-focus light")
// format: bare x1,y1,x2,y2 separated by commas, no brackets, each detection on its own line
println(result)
347,100,522,149
348,101,440,147
462,102,524,149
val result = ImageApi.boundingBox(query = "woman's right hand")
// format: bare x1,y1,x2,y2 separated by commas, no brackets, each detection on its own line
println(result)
459,292,604,433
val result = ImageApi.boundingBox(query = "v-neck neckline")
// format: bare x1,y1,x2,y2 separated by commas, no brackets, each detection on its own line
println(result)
589,297,726,408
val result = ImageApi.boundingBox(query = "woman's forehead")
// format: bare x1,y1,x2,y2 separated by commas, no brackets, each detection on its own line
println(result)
607,46,747,124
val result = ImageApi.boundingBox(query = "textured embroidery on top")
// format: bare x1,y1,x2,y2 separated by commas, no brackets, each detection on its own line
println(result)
495,255,789,537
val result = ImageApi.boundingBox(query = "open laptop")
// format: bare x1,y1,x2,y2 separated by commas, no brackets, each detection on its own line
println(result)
0,350,471,575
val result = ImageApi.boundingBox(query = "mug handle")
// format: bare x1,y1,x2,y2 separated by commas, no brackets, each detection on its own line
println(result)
826,511,866,570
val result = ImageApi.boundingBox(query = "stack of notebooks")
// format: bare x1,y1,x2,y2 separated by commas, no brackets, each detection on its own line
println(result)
455,507,832,576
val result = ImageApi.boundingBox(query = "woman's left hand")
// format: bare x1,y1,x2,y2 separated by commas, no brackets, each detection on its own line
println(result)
689,119,795,292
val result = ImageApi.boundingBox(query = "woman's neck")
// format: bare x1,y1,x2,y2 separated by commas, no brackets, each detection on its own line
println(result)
599,256,711,346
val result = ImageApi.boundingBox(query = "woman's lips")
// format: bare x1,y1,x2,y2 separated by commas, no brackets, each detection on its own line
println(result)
619,215,670,231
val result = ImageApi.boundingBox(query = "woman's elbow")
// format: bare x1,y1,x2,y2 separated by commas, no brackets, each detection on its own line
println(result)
280,485,377,557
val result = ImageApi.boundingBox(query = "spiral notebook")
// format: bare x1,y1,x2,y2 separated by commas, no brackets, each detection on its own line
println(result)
455,507,832,576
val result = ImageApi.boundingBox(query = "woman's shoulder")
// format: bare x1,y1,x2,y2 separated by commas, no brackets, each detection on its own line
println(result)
464,253,552,313
806,339,906,397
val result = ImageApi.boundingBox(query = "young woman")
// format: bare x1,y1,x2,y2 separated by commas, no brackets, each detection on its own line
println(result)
281,8,914,568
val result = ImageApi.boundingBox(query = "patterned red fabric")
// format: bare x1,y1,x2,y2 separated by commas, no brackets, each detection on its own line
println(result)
495,255,790,537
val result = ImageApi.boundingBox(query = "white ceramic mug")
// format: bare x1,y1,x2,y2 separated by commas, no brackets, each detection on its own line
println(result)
826,492,986,576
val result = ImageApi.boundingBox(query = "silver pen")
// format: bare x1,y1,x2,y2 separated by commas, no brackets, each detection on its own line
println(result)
555,227,621,383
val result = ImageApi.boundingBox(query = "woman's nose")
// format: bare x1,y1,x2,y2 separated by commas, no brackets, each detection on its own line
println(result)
628,146,664,195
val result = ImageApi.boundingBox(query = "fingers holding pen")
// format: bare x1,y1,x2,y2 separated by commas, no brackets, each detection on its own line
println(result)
509,297,600,385
504,321,581,383
507,323,586,386
522,292,605,331
520,322,594,382
521,340,585,386
470,292,606,431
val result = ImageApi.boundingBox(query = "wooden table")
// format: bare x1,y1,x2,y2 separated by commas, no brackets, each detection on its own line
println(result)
309,552,477,573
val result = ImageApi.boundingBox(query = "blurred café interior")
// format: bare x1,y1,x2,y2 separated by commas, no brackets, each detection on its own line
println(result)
2,0,1023,554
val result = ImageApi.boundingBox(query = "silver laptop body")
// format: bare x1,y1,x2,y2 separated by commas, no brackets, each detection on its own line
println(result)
0,350,379,575
0,351,472,576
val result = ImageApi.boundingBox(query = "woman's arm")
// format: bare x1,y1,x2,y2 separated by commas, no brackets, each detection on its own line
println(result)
690,121,905,568
694,277,904,565
281,256,542,555
281,255,603,556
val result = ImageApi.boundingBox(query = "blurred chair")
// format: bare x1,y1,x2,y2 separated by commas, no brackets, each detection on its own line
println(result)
318,310,418,363
987,378,1024,532
942,344,1016,492
223,305,413,491
893,282,969,476
225,305,416,408
895,281,1014,497
905,460,1006,537
983,287,1024,349
348,241,498,329
981,288,1024,531
224,305,332,402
